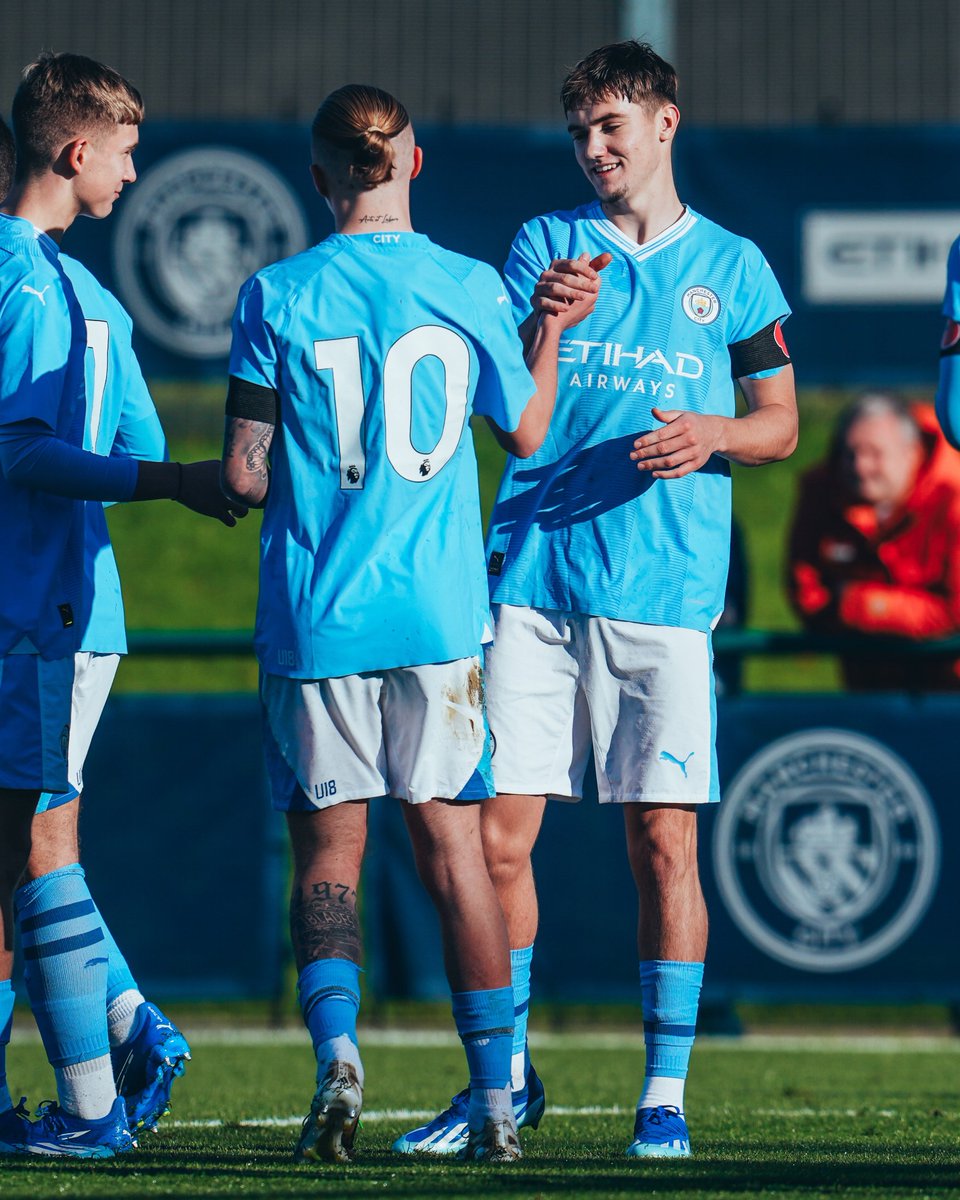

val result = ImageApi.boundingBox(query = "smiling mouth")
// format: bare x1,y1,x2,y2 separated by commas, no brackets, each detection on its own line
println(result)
591,163,620,177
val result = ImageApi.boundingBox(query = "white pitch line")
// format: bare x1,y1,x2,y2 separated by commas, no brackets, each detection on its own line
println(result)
172,1029,960,1054
166,1107,631,1130
164,1104,958,1131
11,1027,958,1054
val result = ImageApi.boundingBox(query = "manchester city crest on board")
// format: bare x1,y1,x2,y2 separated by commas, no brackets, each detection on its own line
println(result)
681,285,721,325
713,729,939,972
113,147,309,358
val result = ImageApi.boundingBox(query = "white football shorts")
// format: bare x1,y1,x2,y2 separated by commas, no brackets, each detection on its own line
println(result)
485,605,719,804
36,651,121,813
261,656,495,811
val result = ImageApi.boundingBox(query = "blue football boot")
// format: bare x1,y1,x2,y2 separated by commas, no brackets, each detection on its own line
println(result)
392,1061,545,1156
23,1095,136,1158
625,1104,692,1158
111,1002,191,1132
0,1098,33,1152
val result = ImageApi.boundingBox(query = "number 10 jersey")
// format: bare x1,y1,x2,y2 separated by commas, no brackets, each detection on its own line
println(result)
230,232,534,680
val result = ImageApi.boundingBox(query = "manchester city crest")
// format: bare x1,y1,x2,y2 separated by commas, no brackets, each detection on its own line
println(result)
113,147,309,358
681,285,721,325
714,729,940,972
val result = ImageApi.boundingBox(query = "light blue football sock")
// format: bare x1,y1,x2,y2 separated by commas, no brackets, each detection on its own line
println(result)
89,905,144,1046
15,864,109,1068
297,958,361,1083
639,959,704,1112
510,945,533,1091
451,986,512,1126
0,979,14,1111
92,909,138,1007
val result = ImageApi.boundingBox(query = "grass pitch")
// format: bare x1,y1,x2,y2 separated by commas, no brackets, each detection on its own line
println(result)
2,1029,957,1199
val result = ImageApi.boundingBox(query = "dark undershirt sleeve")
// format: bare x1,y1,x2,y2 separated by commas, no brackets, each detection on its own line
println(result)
226,375,279,425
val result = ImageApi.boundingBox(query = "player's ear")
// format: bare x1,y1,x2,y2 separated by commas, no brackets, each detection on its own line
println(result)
63,138,87,177
410,145,423,181
310,162,330,199
658,103,680,143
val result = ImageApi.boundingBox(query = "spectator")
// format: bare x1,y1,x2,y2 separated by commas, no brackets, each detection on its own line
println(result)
788,394,960,689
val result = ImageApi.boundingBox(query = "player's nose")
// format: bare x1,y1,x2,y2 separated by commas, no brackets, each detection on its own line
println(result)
585,130,606,159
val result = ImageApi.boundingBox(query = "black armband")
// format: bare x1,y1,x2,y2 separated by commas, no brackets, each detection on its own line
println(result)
226,375,279,424
729,318,791,378
940,319,960,359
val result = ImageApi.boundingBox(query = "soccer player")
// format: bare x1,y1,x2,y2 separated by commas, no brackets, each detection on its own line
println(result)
0,56,240,1158
222,83,598,1164
0,107,195,1144
935,235,960,448
398,40,797,1160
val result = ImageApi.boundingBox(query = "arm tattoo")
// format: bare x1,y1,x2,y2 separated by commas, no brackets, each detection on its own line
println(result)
290,880,361,971
245,427,271,480
222,417,274,505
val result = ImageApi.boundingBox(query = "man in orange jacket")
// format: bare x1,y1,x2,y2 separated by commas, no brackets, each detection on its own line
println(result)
788,393,960,689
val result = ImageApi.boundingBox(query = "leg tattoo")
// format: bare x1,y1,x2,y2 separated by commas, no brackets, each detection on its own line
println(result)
290,881,361,971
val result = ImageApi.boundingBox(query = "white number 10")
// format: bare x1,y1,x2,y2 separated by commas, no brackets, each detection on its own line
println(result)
313,325,470,489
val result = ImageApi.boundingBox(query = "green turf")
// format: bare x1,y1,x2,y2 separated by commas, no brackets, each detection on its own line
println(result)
107,384,853,693
2,1033,957,1197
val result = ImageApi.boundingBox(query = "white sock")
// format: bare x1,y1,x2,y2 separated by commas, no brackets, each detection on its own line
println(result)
315,1034,364,1087
106,989,146,1048
468,1084,512,1129
639,1075,685,1112
510,1049,526,1093
55,1055,117,1119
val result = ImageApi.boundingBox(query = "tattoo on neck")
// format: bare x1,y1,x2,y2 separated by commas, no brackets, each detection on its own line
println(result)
358,214,399,224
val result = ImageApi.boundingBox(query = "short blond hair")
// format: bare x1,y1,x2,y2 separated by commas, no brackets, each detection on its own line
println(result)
12,52,143,178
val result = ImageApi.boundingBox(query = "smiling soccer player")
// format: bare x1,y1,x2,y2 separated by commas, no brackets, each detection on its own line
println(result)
399,39,797,1162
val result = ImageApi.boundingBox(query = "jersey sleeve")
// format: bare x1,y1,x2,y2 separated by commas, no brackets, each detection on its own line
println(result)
229,275,280,390
468,265,535,433
110,302,167,461
726,240,791,379
0,270,76,431
936,241,960,449
503,222,551,327
943,236,960,321
112,409,167,462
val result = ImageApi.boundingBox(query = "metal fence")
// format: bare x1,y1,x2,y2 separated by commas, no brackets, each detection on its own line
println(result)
2,0,959,127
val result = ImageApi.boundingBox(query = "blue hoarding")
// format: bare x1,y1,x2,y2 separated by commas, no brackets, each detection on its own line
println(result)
54,691,958,1002
366,693,958,1003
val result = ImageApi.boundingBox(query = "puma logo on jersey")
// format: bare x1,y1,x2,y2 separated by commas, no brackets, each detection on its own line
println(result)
497,294,510,305
21,284,51,305
660,750,694,777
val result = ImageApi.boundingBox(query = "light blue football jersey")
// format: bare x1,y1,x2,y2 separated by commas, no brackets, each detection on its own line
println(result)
230,232,535,679
488,204,790,632
0,214,86,659
60,256,167,654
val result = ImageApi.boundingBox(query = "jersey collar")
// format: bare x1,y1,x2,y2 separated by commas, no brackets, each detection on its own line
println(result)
585,203,698,261
0,211,60,259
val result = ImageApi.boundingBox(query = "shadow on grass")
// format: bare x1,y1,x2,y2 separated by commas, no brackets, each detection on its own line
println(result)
2,1142,960,1200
